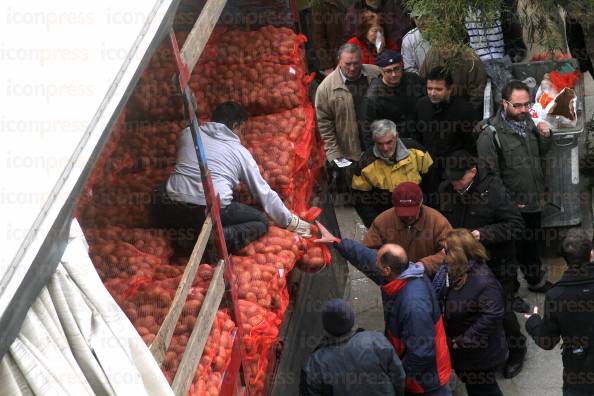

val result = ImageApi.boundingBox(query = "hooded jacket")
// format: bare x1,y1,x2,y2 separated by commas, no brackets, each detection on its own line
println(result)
352,137,432,193
300,329,406,396
334,239,451,394
166,123,291,227
526,264,594,394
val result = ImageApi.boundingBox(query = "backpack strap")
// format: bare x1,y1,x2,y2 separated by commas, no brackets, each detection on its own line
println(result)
480,122,504,167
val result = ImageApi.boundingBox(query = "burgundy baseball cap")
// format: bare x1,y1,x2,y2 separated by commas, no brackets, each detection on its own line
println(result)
392,182,423,217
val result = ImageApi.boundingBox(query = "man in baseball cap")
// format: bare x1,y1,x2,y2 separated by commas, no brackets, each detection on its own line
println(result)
436,150,528,378
364,182,452,274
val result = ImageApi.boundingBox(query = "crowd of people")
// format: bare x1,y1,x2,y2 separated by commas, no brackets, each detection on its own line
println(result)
300,1,594,396
153,1,594,395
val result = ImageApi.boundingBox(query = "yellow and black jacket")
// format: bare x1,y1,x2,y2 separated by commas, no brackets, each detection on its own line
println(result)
352,138,432,192
351,138,432,226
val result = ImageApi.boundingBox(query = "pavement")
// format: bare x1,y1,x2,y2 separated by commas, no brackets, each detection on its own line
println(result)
333,72,594,395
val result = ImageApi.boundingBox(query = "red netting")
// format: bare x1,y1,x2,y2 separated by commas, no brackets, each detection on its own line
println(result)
89,240,164,281
187,309,236,396
236,104,318,212
237,300,281,396
108,120,186,173
199,27,307,66
77,167,171,228
191,61,309,117
83,226,174,260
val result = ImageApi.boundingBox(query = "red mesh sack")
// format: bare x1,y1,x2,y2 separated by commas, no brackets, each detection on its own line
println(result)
237,105,317,211
126,32,192,121
296,209,332,273
292,127,326,213
231,255,287,313
78,167,171,228
238,300,281,396
83,226,174,260
75,111,127,219
104,276,175,345
109,120,186,173
210,27,307,65
89,240,164,280
190,61,309,117
188,310,236,396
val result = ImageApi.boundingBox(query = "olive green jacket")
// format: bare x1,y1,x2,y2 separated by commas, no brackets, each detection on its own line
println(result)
476,110,552,212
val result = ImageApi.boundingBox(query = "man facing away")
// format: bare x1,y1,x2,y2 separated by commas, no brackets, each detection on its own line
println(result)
526,229,594,396
300,298,406,396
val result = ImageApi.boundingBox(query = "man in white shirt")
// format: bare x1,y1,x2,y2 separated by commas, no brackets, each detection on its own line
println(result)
401,8,431,75
155,102,311,252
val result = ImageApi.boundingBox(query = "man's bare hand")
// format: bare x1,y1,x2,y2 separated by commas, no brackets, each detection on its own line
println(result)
517,203,526,209
471,230,481,240
537,121,551,137
314,221,337,244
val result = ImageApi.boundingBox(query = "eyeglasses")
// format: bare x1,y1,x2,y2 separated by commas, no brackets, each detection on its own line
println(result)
383,66,402,75
504,99,533,109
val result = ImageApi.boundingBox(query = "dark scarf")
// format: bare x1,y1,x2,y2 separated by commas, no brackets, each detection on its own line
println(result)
501,111,528,138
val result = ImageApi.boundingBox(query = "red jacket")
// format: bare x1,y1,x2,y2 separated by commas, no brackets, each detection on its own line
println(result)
347,36,400,65
335,239,452,393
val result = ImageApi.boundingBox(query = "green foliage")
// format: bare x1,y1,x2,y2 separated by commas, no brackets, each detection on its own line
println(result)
403,0,504,56
404,0,594,56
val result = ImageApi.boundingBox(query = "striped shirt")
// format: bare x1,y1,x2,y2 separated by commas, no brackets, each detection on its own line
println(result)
465,8,505,61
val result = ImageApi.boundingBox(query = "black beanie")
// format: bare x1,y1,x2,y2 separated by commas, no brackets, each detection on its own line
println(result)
322,299,355,336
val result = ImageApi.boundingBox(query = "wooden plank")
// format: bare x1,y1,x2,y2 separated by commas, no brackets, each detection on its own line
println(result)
172,260,226,396
150,215,213,364
180,0,228,75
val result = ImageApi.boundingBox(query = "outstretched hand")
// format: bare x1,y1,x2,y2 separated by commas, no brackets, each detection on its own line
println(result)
314,221,337,244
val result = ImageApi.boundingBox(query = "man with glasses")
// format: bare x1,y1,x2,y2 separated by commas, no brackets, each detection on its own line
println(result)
360,49,425,150
476,80,553,312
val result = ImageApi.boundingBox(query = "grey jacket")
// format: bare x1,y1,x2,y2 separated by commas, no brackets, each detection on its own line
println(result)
166,123,292,226
476,110,552,212
300,329,405,396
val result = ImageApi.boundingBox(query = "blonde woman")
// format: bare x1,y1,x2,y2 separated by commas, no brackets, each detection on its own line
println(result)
442,229,506,396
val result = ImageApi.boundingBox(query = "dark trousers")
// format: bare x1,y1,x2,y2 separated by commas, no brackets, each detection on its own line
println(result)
152,184,267,253
498,273,527,354
517,211,544,286
352,189,392,227
457,369,503,396
563,387,593,396
421,164,444,209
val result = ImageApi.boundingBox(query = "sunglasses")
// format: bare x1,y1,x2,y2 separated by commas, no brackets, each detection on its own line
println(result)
504,99,533,109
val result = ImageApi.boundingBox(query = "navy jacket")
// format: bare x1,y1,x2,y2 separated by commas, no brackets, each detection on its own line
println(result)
443,262,507,371
300,329,406,396
335,239,451,393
